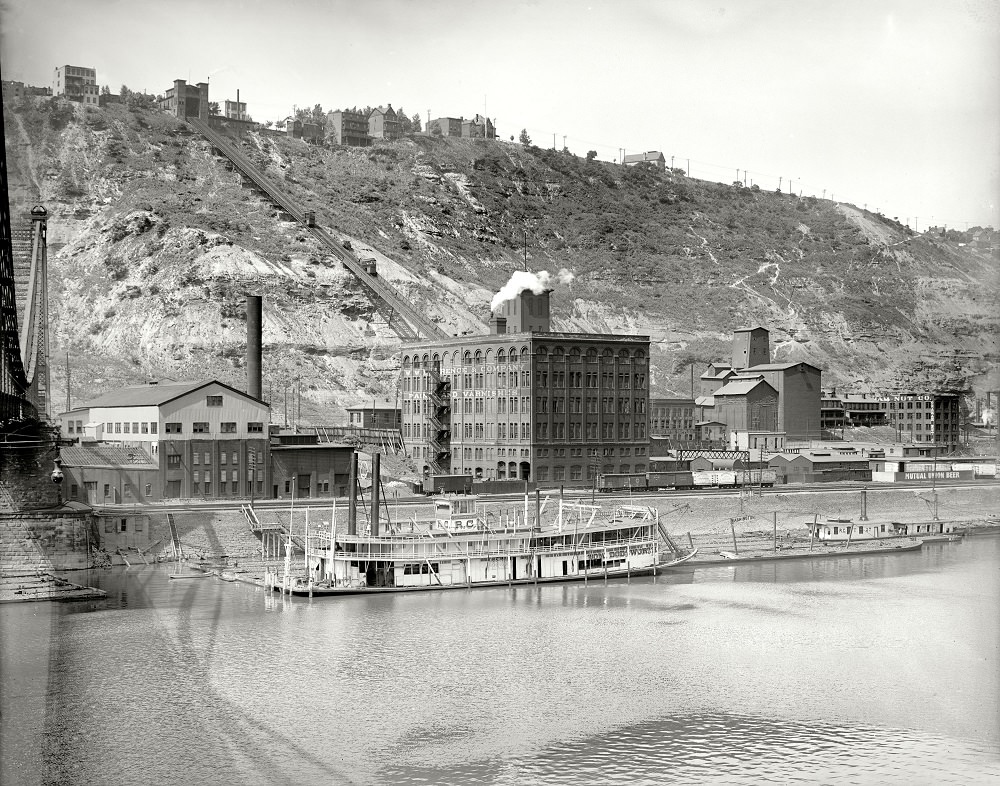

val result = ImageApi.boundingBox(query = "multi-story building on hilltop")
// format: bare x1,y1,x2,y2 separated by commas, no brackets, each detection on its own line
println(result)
326,109,370,146
428,117,463,137
53,65,99,105
158,79,209,121
368,105,401,140
400,287,650,486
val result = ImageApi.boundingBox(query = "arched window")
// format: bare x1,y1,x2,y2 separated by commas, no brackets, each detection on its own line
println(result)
474,350,483,365
509,347,518,362
485,349,493,364
553,347,565,356
569,347,581,359
602,348,614,359
402,355,411,369
537,346,548,357
634,349,646,360
520,346,529,361
497,348,506,363
618,349,630,360
463,351,472,366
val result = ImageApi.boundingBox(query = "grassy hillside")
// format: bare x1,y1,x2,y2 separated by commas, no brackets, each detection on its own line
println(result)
4,95,997,421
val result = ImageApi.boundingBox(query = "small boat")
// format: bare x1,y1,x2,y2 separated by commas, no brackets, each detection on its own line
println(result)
168,572,210,580
268,494,697,597
217,571,239,582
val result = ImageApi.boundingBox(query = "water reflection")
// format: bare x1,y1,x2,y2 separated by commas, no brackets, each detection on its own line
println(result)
382,711,1000,785
1,537,996,785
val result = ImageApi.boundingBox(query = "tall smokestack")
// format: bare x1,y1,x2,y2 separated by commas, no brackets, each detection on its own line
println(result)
370,453,381,537
247,295,262,399
348,452,358,536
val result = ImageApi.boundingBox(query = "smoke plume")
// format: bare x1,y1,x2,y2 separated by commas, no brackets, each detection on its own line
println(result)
491,268,574,311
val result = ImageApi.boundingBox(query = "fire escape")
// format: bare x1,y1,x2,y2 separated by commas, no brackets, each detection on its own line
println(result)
426,361,452,474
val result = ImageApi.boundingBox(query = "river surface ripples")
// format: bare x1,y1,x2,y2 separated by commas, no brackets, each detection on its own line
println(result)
2,537,998,785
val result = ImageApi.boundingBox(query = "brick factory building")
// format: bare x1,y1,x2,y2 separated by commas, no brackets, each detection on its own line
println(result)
400,284,650,487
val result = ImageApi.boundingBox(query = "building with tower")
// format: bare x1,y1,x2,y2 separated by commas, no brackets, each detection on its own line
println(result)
400,281,650,487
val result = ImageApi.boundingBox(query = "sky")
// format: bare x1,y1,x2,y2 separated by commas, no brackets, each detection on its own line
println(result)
2,0,998,229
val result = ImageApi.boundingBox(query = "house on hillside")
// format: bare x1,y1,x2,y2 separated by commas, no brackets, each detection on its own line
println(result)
369,105,401,140
461,114,495,139
327,109,370,146
53,65,99,106
428,116,463,137
623,151,665,170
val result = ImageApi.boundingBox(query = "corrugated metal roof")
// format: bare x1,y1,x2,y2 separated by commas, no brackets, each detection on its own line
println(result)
715,379,775,396
744,362,821,372
78,381,208,408
61,444,158,469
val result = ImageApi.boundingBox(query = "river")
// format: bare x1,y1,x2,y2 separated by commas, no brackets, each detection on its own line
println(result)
2,536,998,785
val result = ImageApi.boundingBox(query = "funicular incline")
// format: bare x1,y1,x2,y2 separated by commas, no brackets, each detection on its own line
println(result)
187,118,449,342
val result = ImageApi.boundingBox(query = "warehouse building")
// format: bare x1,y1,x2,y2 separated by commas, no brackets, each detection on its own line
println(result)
400,282,650,487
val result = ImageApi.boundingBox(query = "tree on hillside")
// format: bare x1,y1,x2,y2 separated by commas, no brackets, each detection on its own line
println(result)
397,107,412,132
587,150,597,163
100,85,110,96
209,101,220,115
519,129,531,145
119,85,131,101
411,113,422,133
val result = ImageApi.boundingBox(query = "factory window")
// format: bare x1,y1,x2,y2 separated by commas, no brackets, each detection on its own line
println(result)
141,422,149,434
167,455,181,468
204,452,211,465
193,453,200,465
220,422,237,433
193,422,209,433
165,423,182,434
248,422,263,433
220,452,227,465
144,484,151,497
232,452,239,465
151,423,158,434
115,422,122,433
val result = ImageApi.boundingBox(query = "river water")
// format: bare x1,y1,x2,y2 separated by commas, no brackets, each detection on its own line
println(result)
2,537,999,785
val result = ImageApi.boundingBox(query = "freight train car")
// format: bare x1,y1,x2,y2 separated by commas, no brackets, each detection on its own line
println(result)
645,471,695,490
596,473,648,492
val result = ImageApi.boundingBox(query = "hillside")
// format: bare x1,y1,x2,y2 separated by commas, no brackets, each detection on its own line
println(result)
4,96,998,423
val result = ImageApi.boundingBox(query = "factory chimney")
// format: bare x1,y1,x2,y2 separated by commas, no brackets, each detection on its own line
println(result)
246,295,262,399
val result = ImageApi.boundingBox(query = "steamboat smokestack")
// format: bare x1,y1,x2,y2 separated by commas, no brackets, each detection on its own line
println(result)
370,453,381,537
348,452,358,536
246,295,262,399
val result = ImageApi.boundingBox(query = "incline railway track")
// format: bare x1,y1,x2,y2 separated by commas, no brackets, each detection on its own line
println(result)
188,118,449,342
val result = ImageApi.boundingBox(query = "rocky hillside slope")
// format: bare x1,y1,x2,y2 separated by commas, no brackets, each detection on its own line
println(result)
4,96,997,422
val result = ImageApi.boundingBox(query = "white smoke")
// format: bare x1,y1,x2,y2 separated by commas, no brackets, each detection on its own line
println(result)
491,268,575,311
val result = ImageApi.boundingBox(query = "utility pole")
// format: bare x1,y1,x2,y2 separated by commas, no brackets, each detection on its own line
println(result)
562,134,566,150
671,155,674,169
778,176,782,191
686,158,689,176
822,189,826,199
553,132,556,150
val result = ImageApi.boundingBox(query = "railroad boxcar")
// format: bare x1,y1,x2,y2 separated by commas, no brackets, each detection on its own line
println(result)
422,474,473,495
596,473,648,493
645,471,695,491
691,470,739,488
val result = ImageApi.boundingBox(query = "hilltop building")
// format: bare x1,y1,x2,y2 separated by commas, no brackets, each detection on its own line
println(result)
158,79,210,121
428,117,463,137
326,109,371,146
462,114,495,139
369,105,401,140
623,151,666,170
224,99,248,121
52,65,99,105
400,284,650,486
346,398,401,430
887,392,962,452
